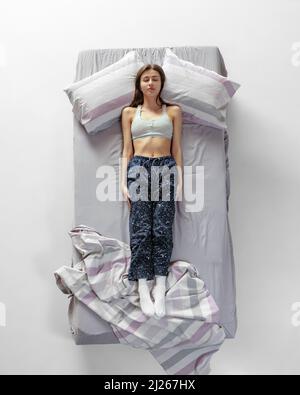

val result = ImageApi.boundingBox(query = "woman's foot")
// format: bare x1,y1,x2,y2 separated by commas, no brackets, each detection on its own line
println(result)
152,275,167,318
138,279,155,317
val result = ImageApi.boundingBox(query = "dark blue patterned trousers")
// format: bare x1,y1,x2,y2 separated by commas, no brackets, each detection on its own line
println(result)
127,155,178,282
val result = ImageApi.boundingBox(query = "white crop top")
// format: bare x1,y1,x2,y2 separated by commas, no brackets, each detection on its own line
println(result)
131,104,173,141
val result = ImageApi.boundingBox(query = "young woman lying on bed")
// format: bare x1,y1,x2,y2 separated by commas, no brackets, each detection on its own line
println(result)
120,64,183,319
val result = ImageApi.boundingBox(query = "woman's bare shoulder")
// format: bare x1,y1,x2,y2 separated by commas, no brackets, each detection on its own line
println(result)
166,104,182,111
166,104,182,120
122,106,138,122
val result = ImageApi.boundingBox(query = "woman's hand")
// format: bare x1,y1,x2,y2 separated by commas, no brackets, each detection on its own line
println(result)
121,184,132,210
175,180,183,201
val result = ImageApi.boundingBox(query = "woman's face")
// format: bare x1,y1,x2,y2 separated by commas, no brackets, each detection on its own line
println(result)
140,70,162,98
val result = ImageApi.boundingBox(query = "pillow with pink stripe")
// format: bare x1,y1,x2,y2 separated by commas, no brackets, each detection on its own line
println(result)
64,50,144,135
162,48,240,131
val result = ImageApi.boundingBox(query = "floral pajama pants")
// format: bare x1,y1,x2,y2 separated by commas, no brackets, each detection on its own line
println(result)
127,155,178,282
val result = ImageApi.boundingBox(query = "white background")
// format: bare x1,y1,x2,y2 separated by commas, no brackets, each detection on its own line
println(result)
0,0,300,375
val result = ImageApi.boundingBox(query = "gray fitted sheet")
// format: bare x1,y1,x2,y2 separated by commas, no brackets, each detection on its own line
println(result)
69,45,237,343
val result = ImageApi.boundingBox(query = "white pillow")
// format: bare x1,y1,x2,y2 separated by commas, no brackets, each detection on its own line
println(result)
162,48,240,130
64,50,144,135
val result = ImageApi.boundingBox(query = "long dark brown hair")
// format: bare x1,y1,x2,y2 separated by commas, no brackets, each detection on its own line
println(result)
119,64,177,122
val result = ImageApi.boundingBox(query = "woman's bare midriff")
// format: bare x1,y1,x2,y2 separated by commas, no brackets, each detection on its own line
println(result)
133,136,172,157
130,107,173,158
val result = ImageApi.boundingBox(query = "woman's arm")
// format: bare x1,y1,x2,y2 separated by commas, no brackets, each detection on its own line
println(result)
121,107,134,188
170,106,183,198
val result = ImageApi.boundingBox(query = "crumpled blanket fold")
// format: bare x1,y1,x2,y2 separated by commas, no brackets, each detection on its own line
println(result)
54,224,226,375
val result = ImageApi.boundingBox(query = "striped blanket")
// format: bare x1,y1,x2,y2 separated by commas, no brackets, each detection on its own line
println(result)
54,225,226,375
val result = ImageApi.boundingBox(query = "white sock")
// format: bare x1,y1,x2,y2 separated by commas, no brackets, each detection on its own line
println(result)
138,279,155,317
152,275,167,318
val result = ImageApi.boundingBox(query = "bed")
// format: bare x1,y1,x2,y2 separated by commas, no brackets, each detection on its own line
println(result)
67,45,237,346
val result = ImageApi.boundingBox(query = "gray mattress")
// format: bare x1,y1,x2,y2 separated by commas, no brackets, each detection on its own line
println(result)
69,45,237,344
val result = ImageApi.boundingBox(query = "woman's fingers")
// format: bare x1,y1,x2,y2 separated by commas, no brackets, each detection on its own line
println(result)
125,189,131,209
127,195,131,210
176,184,183,201
122,185,131,205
